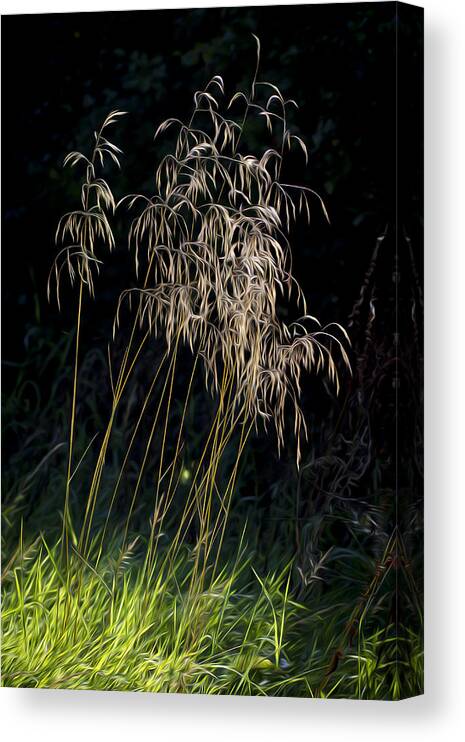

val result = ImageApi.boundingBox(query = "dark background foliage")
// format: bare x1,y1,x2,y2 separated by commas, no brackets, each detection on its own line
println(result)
2,2,422,363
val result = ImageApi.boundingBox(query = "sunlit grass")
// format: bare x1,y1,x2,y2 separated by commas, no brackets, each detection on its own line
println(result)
1,535,422,698
2,537,303,694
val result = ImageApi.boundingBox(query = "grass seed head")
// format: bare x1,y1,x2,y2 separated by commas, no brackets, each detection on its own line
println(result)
119,48,350,466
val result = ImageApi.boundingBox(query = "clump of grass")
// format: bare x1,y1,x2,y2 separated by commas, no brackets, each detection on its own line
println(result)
41,37,351,588
1,533,422,698
118,38,350,470
1,535,299,694
8,38,424,701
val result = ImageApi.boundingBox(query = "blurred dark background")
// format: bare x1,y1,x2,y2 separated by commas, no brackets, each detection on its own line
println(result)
2,2,423,365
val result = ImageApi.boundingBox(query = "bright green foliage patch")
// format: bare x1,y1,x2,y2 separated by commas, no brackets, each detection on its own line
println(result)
1,539,422,698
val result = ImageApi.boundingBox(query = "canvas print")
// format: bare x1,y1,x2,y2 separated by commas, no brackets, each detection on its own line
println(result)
1,2,424,699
